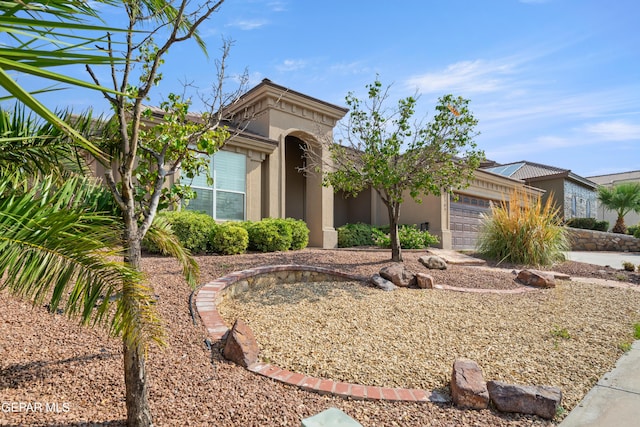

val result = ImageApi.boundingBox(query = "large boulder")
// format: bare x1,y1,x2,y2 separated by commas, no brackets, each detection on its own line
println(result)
415,272,434,289
487,380,562,420
379,263,416,287
419,255,447,270
222,319,259,368
370,274,398,291
516,269,556,288
450,359,489,409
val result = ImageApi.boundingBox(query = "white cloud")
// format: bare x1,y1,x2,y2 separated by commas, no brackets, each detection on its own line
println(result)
582,120,640,141
276,59,307,72
227,19,269,30
405,58,520,95
267,1,287,12
329,61,371,76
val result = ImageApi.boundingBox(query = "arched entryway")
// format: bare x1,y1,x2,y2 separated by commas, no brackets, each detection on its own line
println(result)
285,135,307,220
283,132,328,247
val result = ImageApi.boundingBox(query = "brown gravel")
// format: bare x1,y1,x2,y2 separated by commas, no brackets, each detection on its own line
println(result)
1,249,639,426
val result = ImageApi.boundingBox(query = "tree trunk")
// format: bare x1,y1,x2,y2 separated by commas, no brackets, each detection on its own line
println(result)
612,215,627,234
387,203,403,262
124,340,152,427
123,223,153,427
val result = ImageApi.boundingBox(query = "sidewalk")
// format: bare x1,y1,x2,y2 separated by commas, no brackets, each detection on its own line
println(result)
559,340,640,426
565,251,640,268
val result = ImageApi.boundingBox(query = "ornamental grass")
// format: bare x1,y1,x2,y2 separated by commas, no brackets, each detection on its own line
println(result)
477,189,569,266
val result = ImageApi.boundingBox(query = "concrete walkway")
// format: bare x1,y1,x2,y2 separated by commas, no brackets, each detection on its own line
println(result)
559,340,640,427
566,251,640,268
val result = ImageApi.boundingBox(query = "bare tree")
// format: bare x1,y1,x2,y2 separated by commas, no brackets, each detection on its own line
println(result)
83,2,252,425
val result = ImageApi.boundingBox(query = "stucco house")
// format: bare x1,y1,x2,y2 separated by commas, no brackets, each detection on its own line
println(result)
482,161,598,221
174,79,543,250
588,170,640,230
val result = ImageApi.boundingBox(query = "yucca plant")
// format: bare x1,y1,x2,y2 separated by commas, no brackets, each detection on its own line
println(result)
477,189,569,266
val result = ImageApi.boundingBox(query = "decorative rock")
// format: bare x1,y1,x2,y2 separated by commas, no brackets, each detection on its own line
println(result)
419,255,447,270
516,269,556,288
379,263,416,287
370,274,398,291
222,319,259,368
450,358,489,409
415,273,434,289
487,380,562,420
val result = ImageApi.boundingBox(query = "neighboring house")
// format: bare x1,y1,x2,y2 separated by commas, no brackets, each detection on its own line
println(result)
483,161,599,221
587,170,640,230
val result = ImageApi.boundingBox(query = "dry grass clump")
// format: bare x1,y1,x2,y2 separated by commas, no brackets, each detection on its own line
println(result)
477,189,568,266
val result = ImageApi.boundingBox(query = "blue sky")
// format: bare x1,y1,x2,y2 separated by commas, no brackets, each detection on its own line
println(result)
11,0,640,177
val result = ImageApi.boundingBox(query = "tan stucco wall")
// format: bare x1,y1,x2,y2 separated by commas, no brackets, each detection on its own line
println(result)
223,80,348,248
364,170,543,249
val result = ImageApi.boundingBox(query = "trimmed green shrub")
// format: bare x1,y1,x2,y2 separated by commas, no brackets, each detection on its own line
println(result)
143,210,216,254
477,189,568,266
566,217,609,232
337,223,376,247
594,220,609,231
210,222,249,255
627,224,639,237
372,224,439,249
566,217,597,230
244,218,293,252
285,218,310,250
634,227,640,239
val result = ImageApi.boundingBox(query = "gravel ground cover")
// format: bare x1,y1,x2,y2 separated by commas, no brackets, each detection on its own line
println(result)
1,249,639,426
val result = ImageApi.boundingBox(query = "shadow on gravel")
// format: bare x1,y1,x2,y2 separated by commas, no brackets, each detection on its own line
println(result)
0,352,118,389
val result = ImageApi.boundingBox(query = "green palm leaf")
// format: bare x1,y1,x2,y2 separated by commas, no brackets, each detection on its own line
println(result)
144,215,200,287
0,176,164,348
0,0,130,160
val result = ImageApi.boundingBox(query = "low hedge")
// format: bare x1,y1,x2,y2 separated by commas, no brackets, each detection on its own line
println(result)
566,217,609,232
373,224,439,249
210,222,249,255
337,223,376,247
144,212,310,254
243,218,292,252
286,218,310,250
338,222,439,249
143,210,217,254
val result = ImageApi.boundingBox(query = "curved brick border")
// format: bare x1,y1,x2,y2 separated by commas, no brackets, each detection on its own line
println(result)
194,264,538,402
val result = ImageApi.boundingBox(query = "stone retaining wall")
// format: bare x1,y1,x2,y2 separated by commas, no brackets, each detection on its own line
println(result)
567,228,640,252
218,265,368,302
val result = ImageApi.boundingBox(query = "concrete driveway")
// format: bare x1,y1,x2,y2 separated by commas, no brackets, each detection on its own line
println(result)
566,251,640,269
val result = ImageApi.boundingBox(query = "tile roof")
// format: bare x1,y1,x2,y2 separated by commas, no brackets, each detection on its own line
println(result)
483,161,597,189
484,161,568,180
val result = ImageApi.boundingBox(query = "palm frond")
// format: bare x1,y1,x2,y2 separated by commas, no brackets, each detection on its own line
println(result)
143,215,200,287
0,175,164,348
0,104,102,182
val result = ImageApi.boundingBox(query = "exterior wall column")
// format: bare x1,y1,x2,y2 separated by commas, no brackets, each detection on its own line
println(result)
438,193,452,249
263,142,282,219
306,143,337,248
245,151,264,221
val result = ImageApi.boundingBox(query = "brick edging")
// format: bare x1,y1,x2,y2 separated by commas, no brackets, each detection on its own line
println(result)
194,264,534,403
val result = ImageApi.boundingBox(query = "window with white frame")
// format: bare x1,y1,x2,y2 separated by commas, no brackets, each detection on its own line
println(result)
182,150,246,220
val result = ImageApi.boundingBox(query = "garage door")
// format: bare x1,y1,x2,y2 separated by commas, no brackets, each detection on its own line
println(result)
450,196,492,250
